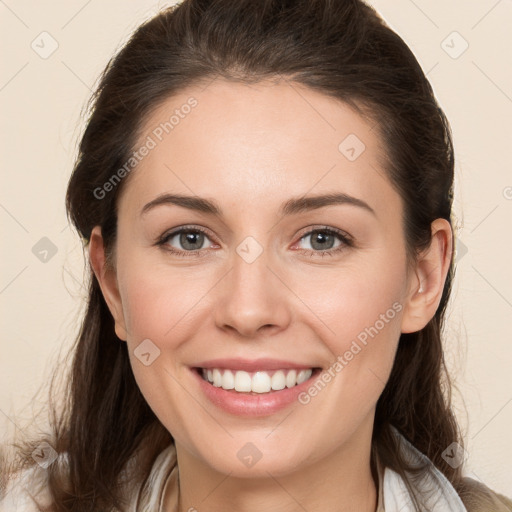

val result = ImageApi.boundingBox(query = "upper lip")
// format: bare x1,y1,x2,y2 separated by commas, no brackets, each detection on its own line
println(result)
193,358,320,372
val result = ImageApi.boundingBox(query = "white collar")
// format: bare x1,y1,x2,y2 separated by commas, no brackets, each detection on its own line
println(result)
380,426,467,511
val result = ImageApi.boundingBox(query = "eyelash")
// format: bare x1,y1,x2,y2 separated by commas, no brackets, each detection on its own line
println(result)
155,225,354,259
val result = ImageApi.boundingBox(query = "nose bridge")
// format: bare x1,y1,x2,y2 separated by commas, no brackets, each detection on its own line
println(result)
214,232,291,337
233,234,272,292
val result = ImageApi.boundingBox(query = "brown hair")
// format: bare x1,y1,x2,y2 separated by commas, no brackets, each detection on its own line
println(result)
2,0,495,510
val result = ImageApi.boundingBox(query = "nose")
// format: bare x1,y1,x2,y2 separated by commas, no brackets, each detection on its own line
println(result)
213,242,292,339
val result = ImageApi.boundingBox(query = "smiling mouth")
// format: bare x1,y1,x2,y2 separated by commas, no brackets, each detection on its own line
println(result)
194,367,322,394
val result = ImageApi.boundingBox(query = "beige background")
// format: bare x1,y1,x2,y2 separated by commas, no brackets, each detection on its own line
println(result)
1,0,511,496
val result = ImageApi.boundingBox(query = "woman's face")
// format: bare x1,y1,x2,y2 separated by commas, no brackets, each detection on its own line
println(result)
93,79,426,477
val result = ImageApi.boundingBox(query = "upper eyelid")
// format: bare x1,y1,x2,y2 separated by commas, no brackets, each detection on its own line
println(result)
162,225,215,241
296,225,352,241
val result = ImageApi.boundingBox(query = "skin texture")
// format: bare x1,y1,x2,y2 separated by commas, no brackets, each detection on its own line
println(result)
89,79,452,512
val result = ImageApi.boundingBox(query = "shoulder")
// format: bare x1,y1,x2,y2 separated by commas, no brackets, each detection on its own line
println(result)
0,463,53,512
460,476,512,512
385,427,512,511
0,444,178,512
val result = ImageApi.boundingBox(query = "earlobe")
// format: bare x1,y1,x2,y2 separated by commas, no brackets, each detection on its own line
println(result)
88,226,128,341
400,219,453,334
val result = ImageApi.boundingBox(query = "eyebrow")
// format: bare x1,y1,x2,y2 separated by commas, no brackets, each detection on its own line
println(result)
140,192,376,218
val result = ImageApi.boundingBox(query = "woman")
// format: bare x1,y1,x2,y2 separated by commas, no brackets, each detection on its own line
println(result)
1,0,511,510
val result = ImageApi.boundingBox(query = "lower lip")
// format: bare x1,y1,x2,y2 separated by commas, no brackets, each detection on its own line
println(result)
190,367,322,417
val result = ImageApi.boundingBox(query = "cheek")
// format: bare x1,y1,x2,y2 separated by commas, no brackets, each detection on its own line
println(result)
296,254,407,344
291,263,405,434
117,263,210,434
117,258,208,342
293,251,407,400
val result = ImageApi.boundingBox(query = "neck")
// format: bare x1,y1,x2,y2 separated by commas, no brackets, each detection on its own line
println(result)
170,422,378,512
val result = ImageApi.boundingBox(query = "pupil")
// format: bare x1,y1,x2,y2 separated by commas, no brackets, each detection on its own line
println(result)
181,231,203,250
311,231,333,250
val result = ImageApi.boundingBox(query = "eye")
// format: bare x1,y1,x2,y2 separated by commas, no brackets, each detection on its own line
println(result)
156,224,353,259
156,226,217,257
293,226,353,257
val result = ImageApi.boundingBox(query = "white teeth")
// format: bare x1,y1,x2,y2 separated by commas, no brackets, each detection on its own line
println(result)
251,371,271,393
222,369,235,389
201,368,314,393
271,370,286,390
212,369,223,387
285,369,297,388
234,371,252,392
296,369,311,385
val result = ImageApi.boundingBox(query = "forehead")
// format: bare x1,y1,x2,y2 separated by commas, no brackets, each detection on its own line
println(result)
119,78,399,223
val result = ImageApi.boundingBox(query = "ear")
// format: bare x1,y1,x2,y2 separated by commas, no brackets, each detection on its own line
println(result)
88,225,128,341
400,218,453,334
